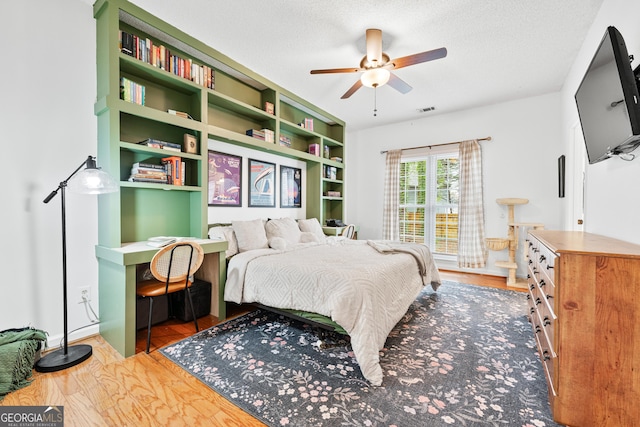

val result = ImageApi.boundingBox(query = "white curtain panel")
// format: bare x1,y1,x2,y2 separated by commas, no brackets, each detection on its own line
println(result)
457,140,487,268
382,149,402,240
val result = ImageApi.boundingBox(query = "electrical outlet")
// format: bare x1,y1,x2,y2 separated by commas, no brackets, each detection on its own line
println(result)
79,287,90,304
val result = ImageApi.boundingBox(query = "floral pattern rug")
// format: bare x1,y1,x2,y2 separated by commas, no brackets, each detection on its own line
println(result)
161,281,561,426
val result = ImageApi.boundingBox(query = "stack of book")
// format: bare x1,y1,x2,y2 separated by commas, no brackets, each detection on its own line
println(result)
128,162,168,184
138,138,181,152
120,77,145,105
246,129,265,140
119,30,215,90
263,129,275,143
162,156,185,186
279,135,292,148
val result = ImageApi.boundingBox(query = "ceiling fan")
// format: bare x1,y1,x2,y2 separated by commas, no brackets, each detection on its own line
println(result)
310,28,447,99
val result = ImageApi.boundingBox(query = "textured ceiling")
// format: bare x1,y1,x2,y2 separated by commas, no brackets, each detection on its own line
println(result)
128,0,604,132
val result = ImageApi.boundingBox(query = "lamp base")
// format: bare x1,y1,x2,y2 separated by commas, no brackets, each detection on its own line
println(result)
35,344,92,372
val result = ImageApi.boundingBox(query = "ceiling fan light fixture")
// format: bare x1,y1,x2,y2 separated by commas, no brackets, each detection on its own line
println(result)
360,68,390,88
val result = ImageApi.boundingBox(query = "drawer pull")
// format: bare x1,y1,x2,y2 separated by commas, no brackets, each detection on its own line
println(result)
539,255,546,263
542,350,551,361
547,265,554,270
543,317,551,326
535,325,542,334
539,280,546,287
535,297,542,306
546,294,554,300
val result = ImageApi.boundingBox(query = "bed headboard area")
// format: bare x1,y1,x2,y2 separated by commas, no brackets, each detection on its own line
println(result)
208,218,328,259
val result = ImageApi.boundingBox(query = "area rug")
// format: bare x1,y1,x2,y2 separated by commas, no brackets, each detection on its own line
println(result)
161,281,561,426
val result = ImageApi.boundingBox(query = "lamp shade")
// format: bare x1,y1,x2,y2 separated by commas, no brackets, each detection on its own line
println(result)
68,166,118,194
360,68,391,88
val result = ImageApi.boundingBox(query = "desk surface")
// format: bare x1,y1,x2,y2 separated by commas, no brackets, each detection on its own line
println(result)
96,238,228,265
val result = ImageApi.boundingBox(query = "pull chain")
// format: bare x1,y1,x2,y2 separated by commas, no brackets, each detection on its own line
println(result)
373,85,378,117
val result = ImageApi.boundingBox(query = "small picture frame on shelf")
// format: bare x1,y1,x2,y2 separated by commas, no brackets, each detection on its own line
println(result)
248,159,276,207
208,151,242,206
280,166,302,208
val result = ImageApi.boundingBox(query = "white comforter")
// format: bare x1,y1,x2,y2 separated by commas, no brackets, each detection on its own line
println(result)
224,239,441,386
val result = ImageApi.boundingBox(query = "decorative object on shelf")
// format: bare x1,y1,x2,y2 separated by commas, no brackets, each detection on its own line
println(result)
208,151,242,206
184,134,197,154
280,166,302,208
37,156,118,372
264,101,274,115
248,159,276,207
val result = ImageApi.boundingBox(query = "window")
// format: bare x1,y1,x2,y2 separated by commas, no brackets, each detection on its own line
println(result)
399,152,459,256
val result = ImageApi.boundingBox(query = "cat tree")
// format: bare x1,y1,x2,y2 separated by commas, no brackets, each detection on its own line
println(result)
485,198,544,288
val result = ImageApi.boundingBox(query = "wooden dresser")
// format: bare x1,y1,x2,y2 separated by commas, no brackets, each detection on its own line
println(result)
526,230,640,427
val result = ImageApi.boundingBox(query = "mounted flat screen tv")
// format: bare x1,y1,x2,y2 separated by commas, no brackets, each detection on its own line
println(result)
575,26,640,164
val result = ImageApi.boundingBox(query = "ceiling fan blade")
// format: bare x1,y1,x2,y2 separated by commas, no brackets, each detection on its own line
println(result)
388,47,447,69
341,79,363,99
387,73,412,94
310,67,363,74
365,28,383,66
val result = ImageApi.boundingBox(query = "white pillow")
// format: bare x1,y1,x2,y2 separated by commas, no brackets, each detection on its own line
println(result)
268,236,288,251
298,218,326,243
208,226,239,258
300,231,320,243
232,219,269,252
265,217,302,246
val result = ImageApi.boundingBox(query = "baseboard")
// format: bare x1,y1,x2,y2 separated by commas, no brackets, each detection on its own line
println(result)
44,324,100,351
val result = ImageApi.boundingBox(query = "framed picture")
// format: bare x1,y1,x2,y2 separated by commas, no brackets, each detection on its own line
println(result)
208,151,242,206
280,166,302,208
248,159,276,207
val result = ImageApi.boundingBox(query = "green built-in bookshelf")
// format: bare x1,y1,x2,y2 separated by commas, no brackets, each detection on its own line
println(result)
94,0,346,356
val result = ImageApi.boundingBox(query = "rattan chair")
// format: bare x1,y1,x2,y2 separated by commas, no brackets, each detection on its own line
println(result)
341,224,356,239
136,241,204,353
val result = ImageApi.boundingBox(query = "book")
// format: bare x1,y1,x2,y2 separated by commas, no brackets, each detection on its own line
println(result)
162,156,182,186
262,129,275,143
138,138,182,151
308,143,320,156
132,162,164,170
305,118,314,131
279,135,292,147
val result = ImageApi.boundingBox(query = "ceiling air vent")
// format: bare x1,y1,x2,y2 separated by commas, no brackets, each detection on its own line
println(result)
417,106,436,113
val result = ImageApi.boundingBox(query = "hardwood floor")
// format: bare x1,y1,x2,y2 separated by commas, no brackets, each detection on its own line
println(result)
2,271,523,426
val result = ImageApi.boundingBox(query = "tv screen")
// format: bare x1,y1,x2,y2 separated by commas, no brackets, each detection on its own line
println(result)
575,26,640,164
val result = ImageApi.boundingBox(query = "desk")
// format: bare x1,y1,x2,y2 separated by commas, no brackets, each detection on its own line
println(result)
95,238,227,357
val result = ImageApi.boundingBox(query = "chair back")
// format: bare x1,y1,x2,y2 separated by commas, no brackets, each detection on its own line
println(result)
341,224,356,239
150,241,204,286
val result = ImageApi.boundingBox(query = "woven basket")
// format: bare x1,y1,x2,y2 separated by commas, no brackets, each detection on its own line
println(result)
485,237,509,251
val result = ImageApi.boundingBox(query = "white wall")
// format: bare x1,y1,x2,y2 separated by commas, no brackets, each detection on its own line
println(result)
1,0,99,345
559,0,640,243
346,93,563,277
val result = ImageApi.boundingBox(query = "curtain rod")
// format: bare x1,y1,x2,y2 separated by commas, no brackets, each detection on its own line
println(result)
380,136,492,154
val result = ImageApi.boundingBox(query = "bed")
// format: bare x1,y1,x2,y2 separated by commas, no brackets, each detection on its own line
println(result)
210,217,441,386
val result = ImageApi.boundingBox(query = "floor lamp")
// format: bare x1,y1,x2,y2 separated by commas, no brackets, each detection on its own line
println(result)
35,155,118,372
